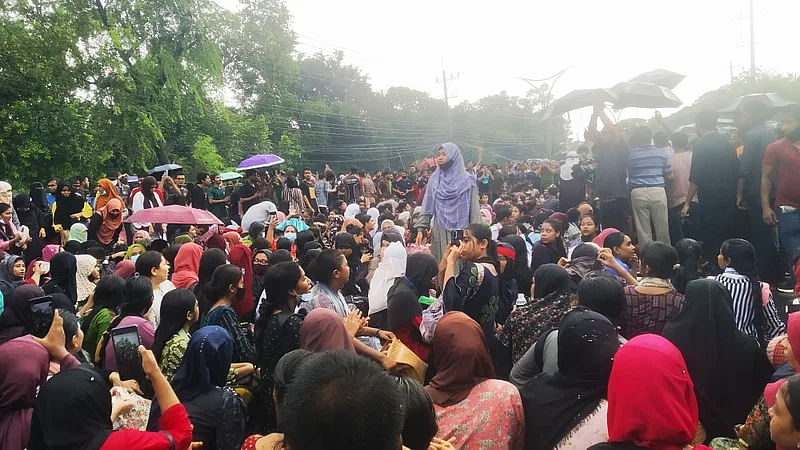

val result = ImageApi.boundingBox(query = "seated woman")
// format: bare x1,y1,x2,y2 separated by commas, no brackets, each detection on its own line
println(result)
148,326,246,450
662,279,773,441
254,261,312,431
0,255,26,300
425,312,524,450
530,218,567,273
367,241,407,330
671,238,703,294
80,275,125,357
152,288,199,382
762,375,800,449
171,242,203,290
387,253,438,361
587,334,713,450
622,242,685,338
579,214,599,244
135,250,176,329
200,264,256,363
100,275,155,372
299,308,358,353
495,242,518,327
41,252,78,307
29,346,193,450
500,264,572,364
601,231,637,283
521,307,620,449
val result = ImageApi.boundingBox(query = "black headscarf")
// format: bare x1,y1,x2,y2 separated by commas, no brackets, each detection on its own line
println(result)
533,263,571,298
41,252,78,306
661,279,773,439
0,254,24,300
0,284,45,345
53,182,84,228
502,235,531,295
520,307,619,450
140,176,159,209
387,253,438,330
0,203,13,240
28,365,113,450
28,182,50,215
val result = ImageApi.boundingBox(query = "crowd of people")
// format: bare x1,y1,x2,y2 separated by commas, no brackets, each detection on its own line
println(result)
0,102,800,450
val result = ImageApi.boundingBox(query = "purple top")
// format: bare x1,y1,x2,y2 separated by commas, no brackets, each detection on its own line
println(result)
103,316,155,372
421,143,476,230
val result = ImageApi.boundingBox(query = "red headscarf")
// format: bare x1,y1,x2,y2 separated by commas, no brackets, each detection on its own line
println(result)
206,234,226,252
299,308,355,353
228,244,253,317
223,231,241,248
606,334,705,450
113,260,136,280
94,178,123,211
424,312,495,407
171,243,203,289
765,312,800,411
592,227,620,247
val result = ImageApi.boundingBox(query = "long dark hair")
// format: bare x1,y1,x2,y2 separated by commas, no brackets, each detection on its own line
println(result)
501,234,531,294
195,248,227,316
721,238,765,346
206,264,244,308
97,275,153,366
152,289,197,362
80,275,125,334
466,223,499,272
543,218,567,257
310,249,345,285
672,238,703,294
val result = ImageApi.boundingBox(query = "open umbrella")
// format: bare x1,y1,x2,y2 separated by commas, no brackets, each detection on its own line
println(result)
219,171,242,182
125,205,223,225
147,163,182,175
629,69,686,89
718,93,795,113
236,154,285,171
542,88,618,120
611,81,682,109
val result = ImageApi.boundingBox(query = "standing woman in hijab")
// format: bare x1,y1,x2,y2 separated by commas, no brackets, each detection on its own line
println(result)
425,312,524,450
367,241,407,330
88,198,128,250
228,243,255,319
13,194,46,260
662,279,773,440
52,182,90,245
520,307,620,450
147,326,246,450
414,143,481,262
41,252,78,307
131,176,164,235
387,253,438,361
94,178,123,211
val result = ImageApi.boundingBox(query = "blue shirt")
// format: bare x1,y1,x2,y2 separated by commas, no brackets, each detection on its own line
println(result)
604,257,631,277
629,145,672,188
46,193,56,206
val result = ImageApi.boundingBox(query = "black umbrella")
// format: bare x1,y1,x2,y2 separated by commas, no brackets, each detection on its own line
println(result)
611,81,682,109
718,93,795,113
542,88,618,120
630,69,686,89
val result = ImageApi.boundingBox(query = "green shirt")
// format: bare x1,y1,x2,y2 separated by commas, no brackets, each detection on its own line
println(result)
160,328,191,383
83,307,114,358
207,185,228,221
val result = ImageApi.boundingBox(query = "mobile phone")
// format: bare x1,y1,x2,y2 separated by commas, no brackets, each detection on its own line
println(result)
450,229,464,246
111,326,142,381
29,296,53,338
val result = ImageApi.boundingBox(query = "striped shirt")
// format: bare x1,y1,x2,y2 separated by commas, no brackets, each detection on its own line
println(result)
715,269,785,346
629,146,672,188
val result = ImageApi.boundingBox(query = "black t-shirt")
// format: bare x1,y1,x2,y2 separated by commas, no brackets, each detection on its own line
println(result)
236,183,258,215
593,142,630,200
300,179,318,210
690,132,739,204
187,184,208,210
344,175,361,202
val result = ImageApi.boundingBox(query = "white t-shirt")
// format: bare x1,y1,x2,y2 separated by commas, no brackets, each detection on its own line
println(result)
149,280,176,329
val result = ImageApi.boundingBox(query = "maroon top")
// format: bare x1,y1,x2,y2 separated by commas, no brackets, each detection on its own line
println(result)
763,137,800,208
622,285,685,338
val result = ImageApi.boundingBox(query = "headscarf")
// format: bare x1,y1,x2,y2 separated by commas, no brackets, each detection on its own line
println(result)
41,244,60,262
206,233,226,251
94,178,123,210
0,334,51,449
0,285,44,345
53,182,84,227
139,175,159,209
171,243,203,289
174,234,193,245
387,253,438,330
327,214,345,242
764,313,800,409
421,143,476,230
299,308,355,352
228,244,254,317
425,312,495,407
520,307,620,450
113,260,136,280
50,292,76,314
28,182,49,215
124,243,146,260
533,263,571,299
12,194,39,241
605,334,699,450
366,207,379,226
344,204,360,219
223,231,241,248
75,254,97,303
172,325,233,401
661,279,773,440
276,218,310,232
368,242,407,315
133,229,151,242
95,198,124,245
592,227,619,247
24,259,40,285
68,222,88,243
41,252,78,306
0,255,24,300
28,365,113,450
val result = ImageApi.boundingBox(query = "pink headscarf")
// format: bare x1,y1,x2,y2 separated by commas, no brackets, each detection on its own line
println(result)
41,245,60,262
113,260,137,280
299,309,355,353
171,243,203,289
592,227,620,247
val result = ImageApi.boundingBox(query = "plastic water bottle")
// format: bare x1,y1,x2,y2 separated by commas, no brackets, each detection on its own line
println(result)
515,293,527,307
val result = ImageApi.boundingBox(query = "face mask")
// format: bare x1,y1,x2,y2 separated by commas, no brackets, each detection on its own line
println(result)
131,254,140,263
99,190,107,196
284,232,297,242
253,264,268,276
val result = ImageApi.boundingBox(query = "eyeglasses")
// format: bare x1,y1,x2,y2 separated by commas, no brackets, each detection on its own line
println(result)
254,260,269,265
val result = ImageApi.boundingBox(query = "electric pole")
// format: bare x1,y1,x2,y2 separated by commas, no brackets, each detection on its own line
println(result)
437,67,458,139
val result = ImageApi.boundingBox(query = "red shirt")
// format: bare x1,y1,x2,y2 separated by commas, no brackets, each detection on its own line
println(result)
763,137,800,208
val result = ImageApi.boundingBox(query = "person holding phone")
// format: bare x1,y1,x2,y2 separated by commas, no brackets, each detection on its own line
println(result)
81,275,125,357
99,276,155,372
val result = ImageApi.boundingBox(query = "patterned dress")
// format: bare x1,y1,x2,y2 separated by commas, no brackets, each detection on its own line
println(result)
443,262,499,346
499,291,574,364
433,379,525,450
621,285,685,338
159,329,190,382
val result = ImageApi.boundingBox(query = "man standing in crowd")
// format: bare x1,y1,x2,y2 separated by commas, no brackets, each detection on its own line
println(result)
361,170,377,207
207,174,229,222
762,105,800,286
683,110,739,262
628,126,672,246
665,132,693,243
235,169,261,224
541,186,560,211
315,170,334,214
173,174,190,205
489,165,504,201
586,104,630,233
187,172,211,210
344,168,362,203
300,168,318,213
393,170,410,200
738,100,781,283
46,178,58,206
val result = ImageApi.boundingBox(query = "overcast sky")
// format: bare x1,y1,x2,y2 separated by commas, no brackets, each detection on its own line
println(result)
223,0,799,130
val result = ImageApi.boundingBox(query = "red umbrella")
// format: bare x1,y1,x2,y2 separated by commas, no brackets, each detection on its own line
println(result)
125,205,223,225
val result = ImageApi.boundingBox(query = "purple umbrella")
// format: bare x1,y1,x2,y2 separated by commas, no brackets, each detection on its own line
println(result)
236,154,285,171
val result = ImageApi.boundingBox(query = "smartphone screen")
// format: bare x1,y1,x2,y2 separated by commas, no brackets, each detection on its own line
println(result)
111,326,142,381
450,229,464,246
29,296,53,338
